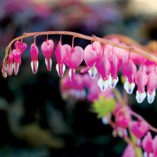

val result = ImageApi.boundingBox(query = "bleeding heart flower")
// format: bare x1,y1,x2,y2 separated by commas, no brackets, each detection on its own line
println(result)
122,59,137,94
130,120,148,146
14,41,27,54
41,39,54,71
109,53,119,88
142,132,153,157
135,66,148,103
83,41,101,78
63,44,84,80
55,41,66,77
147,70,157,104
30,43,39,74
12,49,21,75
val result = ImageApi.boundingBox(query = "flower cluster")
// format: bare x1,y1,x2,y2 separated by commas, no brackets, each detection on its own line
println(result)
60,72,157,157
99,102,157,157
2,32,157,104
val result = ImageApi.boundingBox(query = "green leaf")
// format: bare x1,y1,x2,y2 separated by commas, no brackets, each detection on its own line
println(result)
91,96,116,118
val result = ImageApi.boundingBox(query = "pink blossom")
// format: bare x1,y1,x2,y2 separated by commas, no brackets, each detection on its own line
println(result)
142,132,153,156
122,59,137,94
30,43,39,74
14,41,27,54
63,44,84,80
122,144,136,157
83,41,101,78
41,39,54,71
55,41,66,77
147,70,157,104
12,49,21,75
135,66,148,103
130,120,148,140
6,53,14,76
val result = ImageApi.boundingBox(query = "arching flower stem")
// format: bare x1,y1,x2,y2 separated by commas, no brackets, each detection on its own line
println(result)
4,31,157,64
113,88,157,133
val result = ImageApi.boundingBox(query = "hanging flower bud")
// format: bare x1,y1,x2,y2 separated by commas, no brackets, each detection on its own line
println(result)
142,132,153,157
30,43,39,74
14,41,27,54
12,49,21,75
135,66,148,103
122,59,137,94
41,39,54,71
130,120,148,146
109,53,119,88
55,41,66,77
147,70,157,104
63,44,84,80
83,41,101,78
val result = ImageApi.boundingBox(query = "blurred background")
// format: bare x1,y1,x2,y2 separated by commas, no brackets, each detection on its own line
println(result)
0,0,157,156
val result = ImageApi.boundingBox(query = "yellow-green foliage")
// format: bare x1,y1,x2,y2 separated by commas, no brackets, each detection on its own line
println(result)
92,96,116,118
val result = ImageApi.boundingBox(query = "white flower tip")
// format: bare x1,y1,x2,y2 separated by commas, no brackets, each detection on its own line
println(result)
88,65,97,79
124,79,135,94
110,76,119,88
147,90,156,104
45,58,52,71
136,90,146,103
102,115,110,125
31,60,39,74
98,77,109,92
56,64,66,77
69,69,75,80
13,62,20,75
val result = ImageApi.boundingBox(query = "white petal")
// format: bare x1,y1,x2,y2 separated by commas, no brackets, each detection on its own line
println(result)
102,114,111,125
45,58,52,71
31,60,38,74
56,64,66,77
13,62,20,75
147,90,156,104
88,65,97,79
69,69,75,80
136,90,146,103
110,76,119,88
98,77,109,92
124,78,135,94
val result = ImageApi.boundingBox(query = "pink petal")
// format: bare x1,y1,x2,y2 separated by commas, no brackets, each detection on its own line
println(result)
135,67,148,93
96,55,110,80
153,135,157,157
122,145,136,157
84,41,101,66
30,43,39,61
64,44,84,69
122,60,137,83
142,132,153,153
55,41,66,64
14,41,27,54
41,39,54,58
130,120,148,139
12,49,21,63
147,71,157,93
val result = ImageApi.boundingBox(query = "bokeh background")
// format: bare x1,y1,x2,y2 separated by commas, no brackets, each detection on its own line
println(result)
0,0,157,156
